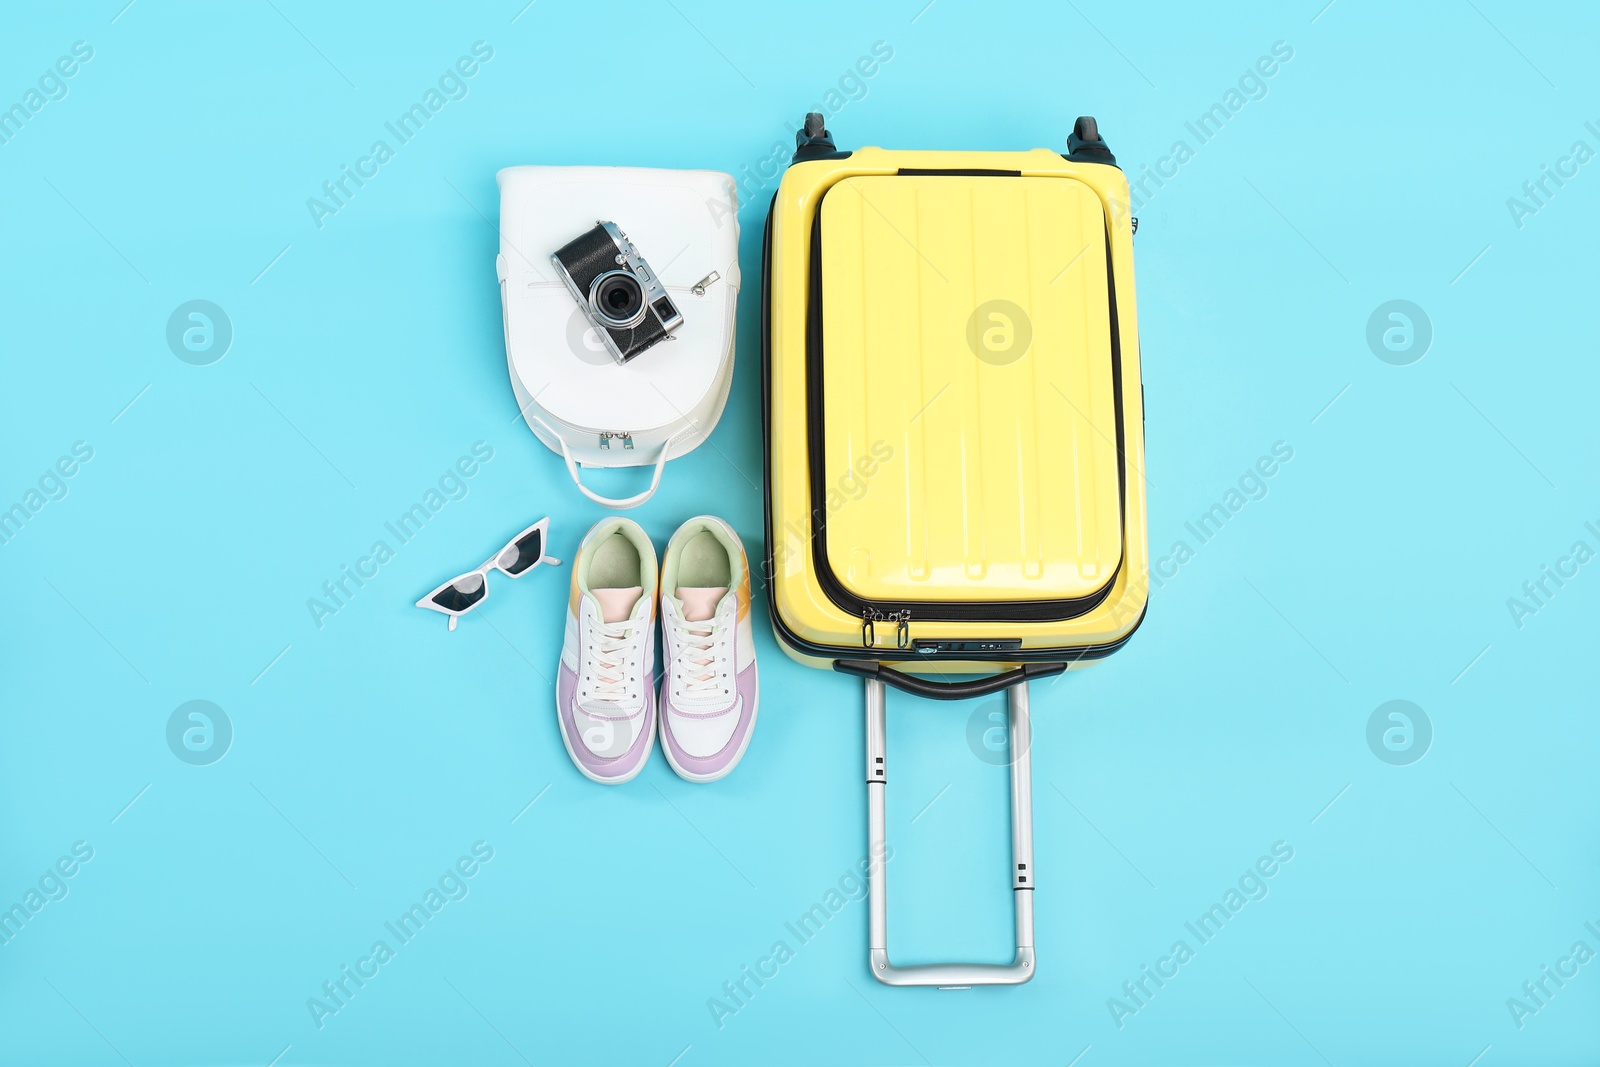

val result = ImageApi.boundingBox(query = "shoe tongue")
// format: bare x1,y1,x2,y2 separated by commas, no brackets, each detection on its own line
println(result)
593,586,643,624
676,586,728,623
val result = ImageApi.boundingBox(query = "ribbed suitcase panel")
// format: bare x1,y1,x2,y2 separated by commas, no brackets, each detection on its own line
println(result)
819,174,1123,605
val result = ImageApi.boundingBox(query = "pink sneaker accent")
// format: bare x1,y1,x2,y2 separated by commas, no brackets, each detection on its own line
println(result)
676,586,727,623
593,586,643,624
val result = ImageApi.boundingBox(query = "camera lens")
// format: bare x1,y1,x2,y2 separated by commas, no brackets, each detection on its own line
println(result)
590,270,646,328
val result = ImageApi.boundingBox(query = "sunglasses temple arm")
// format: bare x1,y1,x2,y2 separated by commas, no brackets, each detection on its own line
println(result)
545,555,563,566
448,614,459,632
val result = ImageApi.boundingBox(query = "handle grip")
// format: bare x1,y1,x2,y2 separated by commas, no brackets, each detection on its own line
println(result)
836,659,1064,700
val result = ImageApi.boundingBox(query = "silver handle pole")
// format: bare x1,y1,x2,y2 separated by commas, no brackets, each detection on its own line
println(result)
864,677,1036,987
866,678,888,954
1009,680,1035,953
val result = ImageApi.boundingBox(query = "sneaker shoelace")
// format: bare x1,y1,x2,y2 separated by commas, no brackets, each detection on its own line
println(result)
675,613,730,701
584,619,642,705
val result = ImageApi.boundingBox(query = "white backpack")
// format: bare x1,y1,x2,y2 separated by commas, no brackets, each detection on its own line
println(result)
495,165,739,509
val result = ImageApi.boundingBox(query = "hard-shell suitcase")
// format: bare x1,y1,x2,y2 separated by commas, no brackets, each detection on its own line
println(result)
762,115,1148,986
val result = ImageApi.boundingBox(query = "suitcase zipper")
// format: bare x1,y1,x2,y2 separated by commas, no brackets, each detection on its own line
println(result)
861,609,912,649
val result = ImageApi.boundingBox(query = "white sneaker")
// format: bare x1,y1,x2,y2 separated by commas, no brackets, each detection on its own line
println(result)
658,516,758,782
556,518,658,785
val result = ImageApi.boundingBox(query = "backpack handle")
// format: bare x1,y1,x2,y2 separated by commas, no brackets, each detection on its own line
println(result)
525,413,669,510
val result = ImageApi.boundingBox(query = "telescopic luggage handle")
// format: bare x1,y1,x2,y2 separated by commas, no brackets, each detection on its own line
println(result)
849,666,1047,987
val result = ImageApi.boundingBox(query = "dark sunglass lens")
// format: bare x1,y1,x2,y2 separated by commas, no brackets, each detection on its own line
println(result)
431,574,487,613
501,529,543,575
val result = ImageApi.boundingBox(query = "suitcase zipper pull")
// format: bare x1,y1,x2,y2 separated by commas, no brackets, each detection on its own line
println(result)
860,609,910,649
691,270,720,296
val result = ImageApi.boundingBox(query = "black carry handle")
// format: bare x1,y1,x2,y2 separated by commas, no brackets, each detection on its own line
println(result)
834,660,1066,700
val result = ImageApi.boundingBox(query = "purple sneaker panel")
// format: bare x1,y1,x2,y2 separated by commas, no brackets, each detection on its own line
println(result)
558,662,655,780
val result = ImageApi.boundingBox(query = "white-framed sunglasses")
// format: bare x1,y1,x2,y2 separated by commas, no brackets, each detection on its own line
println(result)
416,518,562,630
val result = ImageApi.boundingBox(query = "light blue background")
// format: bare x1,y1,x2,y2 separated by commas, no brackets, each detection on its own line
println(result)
2,2,1596,1064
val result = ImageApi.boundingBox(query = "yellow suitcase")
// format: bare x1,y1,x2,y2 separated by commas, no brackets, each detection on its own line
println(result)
761,115,1148,986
